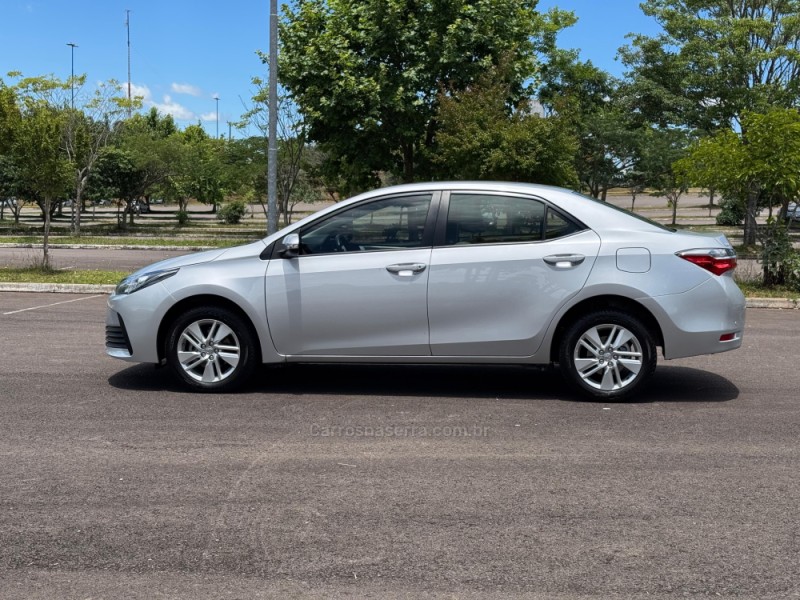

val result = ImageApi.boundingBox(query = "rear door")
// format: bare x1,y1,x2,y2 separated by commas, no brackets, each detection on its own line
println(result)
427,191,601,357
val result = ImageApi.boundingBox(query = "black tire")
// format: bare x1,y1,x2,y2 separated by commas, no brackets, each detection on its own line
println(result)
165,306,258,392
559,310,656,401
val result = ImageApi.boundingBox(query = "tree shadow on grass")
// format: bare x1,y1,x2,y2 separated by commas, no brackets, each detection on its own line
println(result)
108,362,739,404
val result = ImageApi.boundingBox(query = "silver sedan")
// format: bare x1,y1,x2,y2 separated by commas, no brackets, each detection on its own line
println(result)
106,182,745,400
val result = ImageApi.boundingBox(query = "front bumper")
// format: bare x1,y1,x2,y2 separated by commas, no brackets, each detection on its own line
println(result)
105,283,175,363
105,311,132,357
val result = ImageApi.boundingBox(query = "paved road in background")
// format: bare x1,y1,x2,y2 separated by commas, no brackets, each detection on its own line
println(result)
0,247,196,271
0,293,798,598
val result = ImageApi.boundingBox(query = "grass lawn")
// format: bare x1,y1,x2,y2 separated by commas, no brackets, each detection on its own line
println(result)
0,268,128,285
0,235,256,248
736,280,799,299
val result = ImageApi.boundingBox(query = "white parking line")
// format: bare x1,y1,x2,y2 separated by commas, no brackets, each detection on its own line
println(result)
3,294,104,315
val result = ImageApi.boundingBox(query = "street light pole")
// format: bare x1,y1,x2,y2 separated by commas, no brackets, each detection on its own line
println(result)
213,95,220,138
67,43,77,110
67,42,78,233
126,10,132,117
267,0,278,235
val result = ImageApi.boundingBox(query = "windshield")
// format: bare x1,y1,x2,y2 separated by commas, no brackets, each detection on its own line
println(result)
571,191,676,232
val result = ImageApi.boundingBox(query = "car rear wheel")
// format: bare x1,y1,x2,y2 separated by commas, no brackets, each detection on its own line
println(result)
559,310,656,401
166,306,257,392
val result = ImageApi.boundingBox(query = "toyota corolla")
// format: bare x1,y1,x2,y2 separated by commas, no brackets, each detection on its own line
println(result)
106,182,745,400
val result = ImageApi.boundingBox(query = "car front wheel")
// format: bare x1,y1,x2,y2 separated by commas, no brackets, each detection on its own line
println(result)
166,306,257,392
559,310,656,401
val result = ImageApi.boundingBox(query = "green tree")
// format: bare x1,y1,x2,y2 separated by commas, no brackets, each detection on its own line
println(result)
87,146,142,226
63,80,132,234
114,109,182,227
2,76,73,265
176,124,227,213
0,84,22,222
431,67,578,186
240,74,312,225
539,53,642,199
12,101,71,267
676,108,800,275
638,127,691,225
621,0,800,243
280,0,574,191
221,135,268,205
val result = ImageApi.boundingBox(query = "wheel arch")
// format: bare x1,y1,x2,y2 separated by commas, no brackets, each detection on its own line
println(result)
548,295,665,363
157,294,263,364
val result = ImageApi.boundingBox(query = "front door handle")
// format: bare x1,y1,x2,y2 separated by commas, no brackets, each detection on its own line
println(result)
543,254,585,268
386,263,427,276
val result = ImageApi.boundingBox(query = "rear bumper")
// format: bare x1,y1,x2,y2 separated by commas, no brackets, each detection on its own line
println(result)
640,275,746,360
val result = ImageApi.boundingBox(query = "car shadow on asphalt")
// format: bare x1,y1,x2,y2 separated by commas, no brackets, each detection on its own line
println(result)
108,363,739,403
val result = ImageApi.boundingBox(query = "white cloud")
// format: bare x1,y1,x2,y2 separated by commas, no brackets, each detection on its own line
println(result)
129,83,152,102
151,95,196,121
200,112,218,122
171,82,202,97
128,82,199,122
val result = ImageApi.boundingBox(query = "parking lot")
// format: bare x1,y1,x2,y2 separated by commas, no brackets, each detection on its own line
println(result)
1,292,799,599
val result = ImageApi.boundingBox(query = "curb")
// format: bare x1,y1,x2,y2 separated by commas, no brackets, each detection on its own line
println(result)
743,297,799,310
0,243,215,251
0,283,115,294
0,282,797,309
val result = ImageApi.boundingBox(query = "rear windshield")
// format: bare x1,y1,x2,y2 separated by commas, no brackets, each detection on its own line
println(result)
571,191,676,232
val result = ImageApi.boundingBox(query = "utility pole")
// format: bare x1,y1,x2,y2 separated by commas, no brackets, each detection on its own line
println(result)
67,42,78,234
228,122,232,141
267,0,278,235
67,43,77,110
126,9,132,117
214,95,220,138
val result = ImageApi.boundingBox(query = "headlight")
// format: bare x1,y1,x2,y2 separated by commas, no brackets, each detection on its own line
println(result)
115,268,179,295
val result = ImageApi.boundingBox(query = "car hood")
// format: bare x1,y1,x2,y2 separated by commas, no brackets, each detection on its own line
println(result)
127,241,266,278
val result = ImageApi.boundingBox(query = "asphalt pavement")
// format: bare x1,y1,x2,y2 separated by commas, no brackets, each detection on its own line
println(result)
0,293,799,599
0,246,191,271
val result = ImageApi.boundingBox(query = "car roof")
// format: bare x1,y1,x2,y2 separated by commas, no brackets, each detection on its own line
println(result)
266,181,668,245
353,181,567,199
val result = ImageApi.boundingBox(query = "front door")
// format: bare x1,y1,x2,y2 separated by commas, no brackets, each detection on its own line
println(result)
266,193,437,356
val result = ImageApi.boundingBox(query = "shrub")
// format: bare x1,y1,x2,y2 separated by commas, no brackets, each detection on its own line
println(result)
759,218,800,289
217,200,248,225
176,210,190,225
716,197,745,226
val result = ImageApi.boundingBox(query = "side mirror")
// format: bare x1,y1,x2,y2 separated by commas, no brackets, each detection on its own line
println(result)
280,233,301,258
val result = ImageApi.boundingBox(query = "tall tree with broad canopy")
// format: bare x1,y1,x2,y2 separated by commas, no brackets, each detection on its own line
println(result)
432,65,578,186
279,0,575,192
620,0,800,244
11,102,71,267
1,76,72,266
539,52,643,200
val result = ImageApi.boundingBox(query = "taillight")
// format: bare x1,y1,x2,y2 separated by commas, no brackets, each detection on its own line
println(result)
676,248,737,276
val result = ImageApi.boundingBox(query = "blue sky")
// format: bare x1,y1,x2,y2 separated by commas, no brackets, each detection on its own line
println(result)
0,1,661,137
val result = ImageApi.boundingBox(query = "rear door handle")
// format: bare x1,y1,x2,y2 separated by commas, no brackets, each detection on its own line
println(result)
543,254,585,268
386,263,427,276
